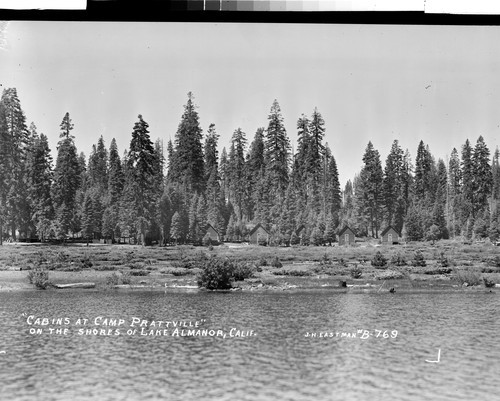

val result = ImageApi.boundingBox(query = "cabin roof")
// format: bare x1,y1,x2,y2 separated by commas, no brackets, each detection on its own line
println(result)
295,225,306,234
339,226,355,236
249,223,269,236
381,226,401,237
205,223,219,235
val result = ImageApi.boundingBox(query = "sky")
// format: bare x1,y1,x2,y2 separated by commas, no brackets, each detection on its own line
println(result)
1,21,500,187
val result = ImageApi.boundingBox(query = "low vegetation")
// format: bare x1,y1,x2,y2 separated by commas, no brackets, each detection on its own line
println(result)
1,239,499,291
27,269,50,289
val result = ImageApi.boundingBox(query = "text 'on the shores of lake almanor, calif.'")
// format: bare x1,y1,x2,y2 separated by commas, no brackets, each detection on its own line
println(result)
23,315,256,339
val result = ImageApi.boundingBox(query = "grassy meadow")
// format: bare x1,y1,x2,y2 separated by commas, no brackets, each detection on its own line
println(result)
0,239,499,290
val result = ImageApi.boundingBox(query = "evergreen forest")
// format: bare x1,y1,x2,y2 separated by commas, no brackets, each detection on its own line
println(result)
1,88,500,246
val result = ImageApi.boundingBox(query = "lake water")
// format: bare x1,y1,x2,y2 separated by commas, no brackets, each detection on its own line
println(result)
0,289,498,401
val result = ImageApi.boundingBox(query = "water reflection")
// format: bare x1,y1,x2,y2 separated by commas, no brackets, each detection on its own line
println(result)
0,290,498,400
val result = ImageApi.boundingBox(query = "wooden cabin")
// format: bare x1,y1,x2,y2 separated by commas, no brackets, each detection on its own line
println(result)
203,224,220,242
381,226,401,244
248,223,270,245
338,226,355,246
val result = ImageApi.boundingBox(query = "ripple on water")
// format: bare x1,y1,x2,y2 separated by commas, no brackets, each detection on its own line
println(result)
0,290,498,401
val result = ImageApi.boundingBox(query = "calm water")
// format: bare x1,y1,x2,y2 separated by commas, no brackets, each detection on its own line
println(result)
0,289,498,401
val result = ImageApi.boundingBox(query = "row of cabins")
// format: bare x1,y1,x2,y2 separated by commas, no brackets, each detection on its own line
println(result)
202,223,402,245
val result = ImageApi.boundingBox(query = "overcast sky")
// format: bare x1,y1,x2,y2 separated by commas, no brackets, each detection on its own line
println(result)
1,21,500,186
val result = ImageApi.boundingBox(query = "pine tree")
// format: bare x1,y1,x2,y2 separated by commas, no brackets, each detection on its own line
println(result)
472,135,492,217
246,127,265,221
121,114,158,244
323,212,337,245
0,88,29,240
204,123,219,181
170,92,205,194
448,148,461,237
359,142,384,237
82,192,94,245
52,112,81,240
228,128,247,221
461,139,474,222
87,136,108,191
405,203,424,241
383,140,405,228
170,211,184,244
107,138,123,205
25,126,54,241
265,100,290,203
492,147,500,200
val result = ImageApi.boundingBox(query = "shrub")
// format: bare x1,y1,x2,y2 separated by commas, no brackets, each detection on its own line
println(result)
270,256,282,268
128,262,145,270
232,262,255,281
61,264,82,272
121,271,132,285
483,277,496,288
454,268,481,286
95,265,117,271
320,253,330,265
338,258,348,267
27,269,50,289
371,251,388,268
437,252,449,267
350,265,362,279
208,245,214,251
490,255,500,267
130,270,150,276
412,250,426,267
80,255,93,269
106,272,121,286
273,269,312,277
375,270,405,280
258,257,268,267
197,257,235,290
390,252,407,266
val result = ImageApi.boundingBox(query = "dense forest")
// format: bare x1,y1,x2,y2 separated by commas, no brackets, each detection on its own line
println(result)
1,88,500,245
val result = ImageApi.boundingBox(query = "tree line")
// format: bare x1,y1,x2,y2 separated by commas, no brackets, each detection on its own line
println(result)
1,88,499,245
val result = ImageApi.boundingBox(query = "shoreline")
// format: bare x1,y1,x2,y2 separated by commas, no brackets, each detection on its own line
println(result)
0,269,497,293
1,241,499,292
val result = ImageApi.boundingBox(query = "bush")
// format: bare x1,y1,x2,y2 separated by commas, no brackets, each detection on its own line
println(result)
350,265,362,279
95,265,117,271
232,262,255,281
121,271,132,285
390,252,407,266
106,272,121,286
129,270,150,276
270,256,282,268
483,277,496,288
412,250,426,267
197,257,235,290
273,269,312,277
490,255,500,267
454,268,481,286
437,252,449,267
258,257,268,267
27,269,50,289
371,251,388,268
336,258,347,268
375,270,405,280
320,253,330,265
80,255,93,269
